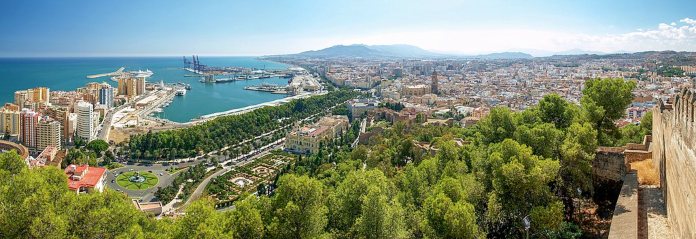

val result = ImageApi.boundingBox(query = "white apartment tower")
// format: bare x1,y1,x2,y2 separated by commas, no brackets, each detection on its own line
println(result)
76,101,95,142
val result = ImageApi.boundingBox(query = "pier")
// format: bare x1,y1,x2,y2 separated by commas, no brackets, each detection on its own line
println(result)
244,84,288,94
86,67,125,79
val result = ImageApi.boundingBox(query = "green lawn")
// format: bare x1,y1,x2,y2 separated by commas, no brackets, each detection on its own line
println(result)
116,171,159,190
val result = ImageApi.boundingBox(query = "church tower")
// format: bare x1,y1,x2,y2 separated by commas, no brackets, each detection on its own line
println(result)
431,70,439,95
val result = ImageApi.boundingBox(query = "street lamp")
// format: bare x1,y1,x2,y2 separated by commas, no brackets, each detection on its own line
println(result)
523,215,531,239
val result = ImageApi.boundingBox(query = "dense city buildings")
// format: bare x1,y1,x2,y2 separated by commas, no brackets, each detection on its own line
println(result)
14,87,50,110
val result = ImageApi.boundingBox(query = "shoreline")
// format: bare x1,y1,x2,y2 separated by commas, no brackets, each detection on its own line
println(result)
154,62,317,125
183,91,326,125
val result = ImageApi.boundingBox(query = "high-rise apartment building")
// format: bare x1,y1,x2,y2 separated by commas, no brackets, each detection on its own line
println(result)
117,77,128,96
135,77,146,95
98,84,114,108
0,105,21,137
37,116,62,150
76,101,95,142
116,77,145,99
20,109,40,148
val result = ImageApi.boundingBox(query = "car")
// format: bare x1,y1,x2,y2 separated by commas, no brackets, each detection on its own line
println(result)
148,170,153,173
129,169,134,171
111,180,115,183
159,173,164,176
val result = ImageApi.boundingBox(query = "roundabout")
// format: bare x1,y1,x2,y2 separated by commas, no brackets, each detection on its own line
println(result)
116,171,159,190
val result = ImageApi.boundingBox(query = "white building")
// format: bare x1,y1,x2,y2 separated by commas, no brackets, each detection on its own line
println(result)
76,101,95,142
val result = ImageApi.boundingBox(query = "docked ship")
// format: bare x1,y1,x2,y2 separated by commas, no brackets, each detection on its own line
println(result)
175,88,187,96
130,69,154,78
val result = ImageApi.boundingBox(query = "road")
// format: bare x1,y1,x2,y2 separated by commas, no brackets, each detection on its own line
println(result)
105,164,178,202
97,103,128,140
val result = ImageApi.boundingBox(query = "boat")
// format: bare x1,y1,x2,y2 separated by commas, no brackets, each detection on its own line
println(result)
175,89,187,96
130,69,153,78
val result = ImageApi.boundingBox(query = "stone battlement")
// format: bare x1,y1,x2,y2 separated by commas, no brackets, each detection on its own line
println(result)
652,88,696,238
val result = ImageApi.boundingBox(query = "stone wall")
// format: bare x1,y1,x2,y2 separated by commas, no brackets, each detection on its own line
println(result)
652,88,696,239
607,173,639,239
594,147,627,182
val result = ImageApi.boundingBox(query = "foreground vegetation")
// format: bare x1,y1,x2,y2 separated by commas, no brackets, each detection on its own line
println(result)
0,78,644,238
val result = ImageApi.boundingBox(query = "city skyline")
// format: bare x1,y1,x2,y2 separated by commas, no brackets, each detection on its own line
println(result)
1,0,696,57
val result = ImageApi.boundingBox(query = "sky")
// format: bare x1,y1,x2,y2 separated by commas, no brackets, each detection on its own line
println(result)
1,0,696,57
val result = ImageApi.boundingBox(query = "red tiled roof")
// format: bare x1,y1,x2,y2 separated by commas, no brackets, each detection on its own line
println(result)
65,164,106,191
309,126,330,137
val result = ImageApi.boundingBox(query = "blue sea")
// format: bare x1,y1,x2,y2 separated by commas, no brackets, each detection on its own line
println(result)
0,57,291,122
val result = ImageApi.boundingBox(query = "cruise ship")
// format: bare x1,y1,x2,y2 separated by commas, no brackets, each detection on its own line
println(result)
130,69,154,78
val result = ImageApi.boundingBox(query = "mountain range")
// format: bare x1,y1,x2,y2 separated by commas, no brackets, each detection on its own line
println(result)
273,44,639,59
283,44,534,59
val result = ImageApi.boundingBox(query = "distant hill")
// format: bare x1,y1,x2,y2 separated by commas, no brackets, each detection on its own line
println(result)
281,44,537,59
288,44,442,58
474,52,533,59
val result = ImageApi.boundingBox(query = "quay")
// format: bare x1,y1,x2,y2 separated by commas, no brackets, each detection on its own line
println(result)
86,67,125,78
244,84,288,94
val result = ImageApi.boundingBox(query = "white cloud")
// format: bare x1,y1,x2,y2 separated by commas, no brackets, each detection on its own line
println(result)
681,18,696,25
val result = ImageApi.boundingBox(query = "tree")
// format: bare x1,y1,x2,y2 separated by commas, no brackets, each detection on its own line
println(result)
479,139,560,237
558,123,597,207
514,123,563,159
176,199,229,238
538,93,574,129
329,169,390,233
423,192,481,239
86,139,109,157
0,150,27,174
228,196,265,239
581,78,636,145
269,174,328,239
353,187,407,239
477,107,516,144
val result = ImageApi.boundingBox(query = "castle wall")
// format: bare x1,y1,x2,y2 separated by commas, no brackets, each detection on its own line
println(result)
594,147,627,182
652,89,696,238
